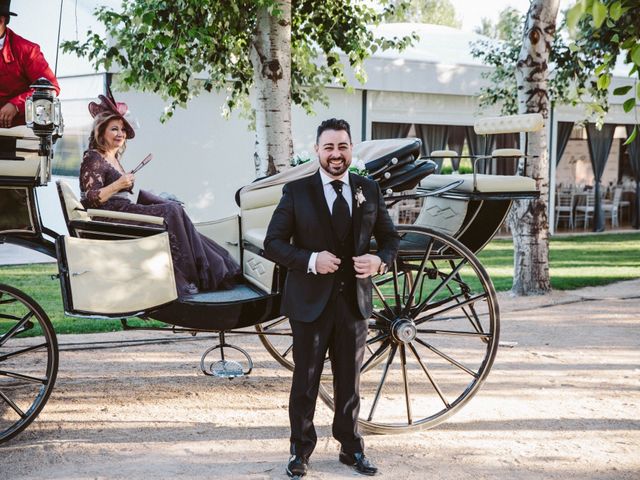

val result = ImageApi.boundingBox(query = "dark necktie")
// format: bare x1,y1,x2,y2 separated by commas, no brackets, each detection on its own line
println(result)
331,180,350,240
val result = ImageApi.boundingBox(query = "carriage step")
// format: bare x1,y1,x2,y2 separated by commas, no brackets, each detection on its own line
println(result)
206,359,245,379
199,339,253,379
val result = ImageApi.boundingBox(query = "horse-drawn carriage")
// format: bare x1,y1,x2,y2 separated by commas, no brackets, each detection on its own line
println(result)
0,82,541,442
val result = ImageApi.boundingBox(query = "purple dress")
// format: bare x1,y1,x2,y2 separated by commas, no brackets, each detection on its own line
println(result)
79,149,241,296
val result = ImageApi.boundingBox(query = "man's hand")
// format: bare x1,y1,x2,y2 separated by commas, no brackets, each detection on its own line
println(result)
316,250,341,274
353,254,382,279
0,103,18,128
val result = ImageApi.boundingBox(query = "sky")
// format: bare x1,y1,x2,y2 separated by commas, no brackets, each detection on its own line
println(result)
451,0,573,32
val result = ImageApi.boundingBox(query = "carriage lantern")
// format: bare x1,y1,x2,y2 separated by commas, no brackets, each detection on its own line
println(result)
25,77,62,156
25,77,63,184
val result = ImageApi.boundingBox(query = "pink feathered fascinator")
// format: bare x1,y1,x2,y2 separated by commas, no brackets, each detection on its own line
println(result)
88,88,136,139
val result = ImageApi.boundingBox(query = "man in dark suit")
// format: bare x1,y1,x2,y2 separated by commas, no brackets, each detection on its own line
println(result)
264,118,400,477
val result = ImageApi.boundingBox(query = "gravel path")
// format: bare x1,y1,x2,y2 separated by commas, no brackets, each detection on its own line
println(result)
2,280,639,479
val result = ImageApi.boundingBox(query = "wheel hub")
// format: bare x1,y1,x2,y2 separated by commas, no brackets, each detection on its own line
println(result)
391,318,417,344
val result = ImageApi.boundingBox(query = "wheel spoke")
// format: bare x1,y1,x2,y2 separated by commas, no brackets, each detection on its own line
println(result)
413,291,467,318
416,328,490,339
366,331,388,346
414,338,479,377
0,311,35,347
367,344,397,422
361,338,391,374
0,343,48,362
0,370,48,384
464,302,486,336
412,259,468,319
407,342,450,408
371,310,393,325
365,332,388,359
280,343,293,359
414,293,488,326
399,344,413,425
446,260,486,335
260,316,289,331
372,282,394,319
401,237,434,316
0,390,26,418
391,261,401,312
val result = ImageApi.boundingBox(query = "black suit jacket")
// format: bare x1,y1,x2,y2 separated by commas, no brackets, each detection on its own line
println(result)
264,170,400,323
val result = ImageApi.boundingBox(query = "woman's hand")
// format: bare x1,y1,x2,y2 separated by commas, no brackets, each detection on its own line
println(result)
115,173,135,191
98,173,135,204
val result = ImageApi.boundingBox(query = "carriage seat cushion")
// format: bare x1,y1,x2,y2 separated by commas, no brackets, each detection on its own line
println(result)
86,209,165,225
0,125,36,138
244,228,267,250
56,180,164,231
240,183,285,249
420,174,536,193
57,180,90,222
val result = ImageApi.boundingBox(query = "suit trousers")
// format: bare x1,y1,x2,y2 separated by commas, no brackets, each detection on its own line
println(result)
289,287,368,458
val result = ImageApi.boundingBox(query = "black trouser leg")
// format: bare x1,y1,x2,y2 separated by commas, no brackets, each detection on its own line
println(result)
329,296,367,454
289,314,331,457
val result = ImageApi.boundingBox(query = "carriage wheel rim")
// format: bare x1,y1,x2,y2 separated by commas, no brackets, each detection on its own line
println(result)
318,225,500,433
0,284,59,443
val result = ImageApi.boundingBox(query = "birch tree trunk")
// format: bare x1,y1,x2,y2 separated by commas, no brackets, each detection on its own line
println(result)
250,1,293,177
508,0,559,295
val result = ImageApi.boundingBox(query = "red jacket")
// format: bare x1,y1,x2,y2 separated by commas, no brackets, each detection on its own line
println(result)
0,28,60,127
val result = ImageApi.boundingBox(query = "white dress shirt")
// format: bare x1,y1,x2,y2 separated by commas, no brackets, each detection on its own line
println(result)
307,169,352,274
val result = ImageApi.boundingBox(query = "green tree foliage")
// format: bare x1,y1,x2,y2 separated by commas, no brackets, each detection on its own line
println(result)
566,0,640,141
473,7,522,41
62,0,416,120
472,1,639,139
386,0,462,28
470,8,607,118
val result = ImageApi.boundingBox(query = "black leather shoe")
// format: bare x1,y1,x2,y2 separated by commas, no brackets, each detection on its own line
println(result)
339,450,378,476
286,455,309,478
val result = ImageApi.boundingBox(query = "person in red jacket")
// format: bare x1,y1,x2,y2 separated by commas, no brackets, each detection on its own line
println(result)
0,0,60,128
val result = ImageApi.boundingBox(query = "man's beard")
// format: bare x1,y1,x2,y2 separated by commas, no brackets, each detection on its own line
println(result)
321,156,350,177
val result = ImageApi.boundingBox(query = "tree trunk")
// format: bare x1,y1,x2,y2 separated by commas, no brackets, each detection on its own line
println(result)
250,1,293,177
508,0,559,295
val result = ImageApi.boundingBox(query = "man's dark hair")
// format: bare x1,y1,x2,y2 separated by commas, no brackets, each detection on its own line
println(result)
0,15,8,25
316,118,352,144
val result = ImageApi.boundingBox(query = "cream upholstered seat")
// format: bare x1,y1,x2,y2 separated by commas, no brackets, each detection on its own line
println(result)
0,126,34,138
237,160,319,293
56,180,165,239
0,126,42,180
420,173,536,193
238,159,319,249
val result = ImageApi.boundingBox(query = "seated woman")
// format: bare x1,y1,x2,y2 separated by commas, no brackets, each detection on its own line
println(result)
79,92,240,296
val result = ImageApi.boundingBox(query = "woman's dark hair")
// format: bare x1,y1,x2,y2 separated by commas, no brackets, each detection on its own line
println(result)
316,118,352,143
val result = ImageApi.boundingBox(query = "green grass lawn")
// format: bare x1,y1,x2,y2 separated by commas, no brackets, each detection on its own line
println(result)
478,232,640,291
1,232,639,335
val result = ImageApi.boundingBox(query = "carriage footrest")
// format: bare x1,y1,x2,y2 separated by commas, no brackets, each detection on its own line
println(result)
208,359,245,378
199,339,253,379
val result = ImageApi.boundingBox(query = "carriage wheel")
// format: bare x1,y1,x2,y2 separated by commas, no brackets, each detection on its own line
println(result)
256,316,295,371
256,316,388,373
0,284,58,443
319,226,499,433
